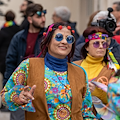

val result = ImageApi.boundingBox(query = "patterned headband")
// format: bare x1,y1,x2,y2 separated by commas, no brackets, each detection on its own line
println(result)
85,32,109,43
43,25,75,37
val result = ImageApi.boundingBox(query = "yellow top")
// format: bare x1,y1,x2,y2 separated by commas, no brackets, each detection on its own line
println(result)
81,54,108,104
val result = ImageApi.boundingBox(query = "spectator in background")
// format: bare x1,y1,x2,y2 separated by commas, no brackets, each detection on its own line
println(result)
19,0,33,30
52,6,80,40
112,1,120,43
3,3,46,120
76,10,100,46
0,10,19,109
0,10,19,80
112,1,120,26
112,1,120,35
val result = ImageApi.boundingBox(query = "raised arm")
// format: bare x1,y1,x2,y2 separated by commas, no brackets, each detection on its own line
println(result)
1,59,35,112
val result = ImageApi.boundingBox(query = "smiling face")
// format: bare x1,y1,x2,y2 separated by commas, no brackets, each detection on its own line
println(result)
48,27,73,59
86,39,107,58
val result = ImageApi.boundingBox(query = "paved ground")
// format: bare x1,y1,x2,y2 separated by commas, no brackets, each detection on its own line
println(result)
0,94,10,120
0,111,10,120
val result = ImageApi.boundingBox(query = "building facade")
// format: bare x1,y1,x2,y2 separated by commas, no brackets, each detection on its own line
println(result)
0,0,118,35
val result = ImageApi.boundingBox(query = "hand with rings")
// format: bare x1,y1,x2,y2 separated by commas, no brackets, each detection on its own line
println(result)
19,85,36,105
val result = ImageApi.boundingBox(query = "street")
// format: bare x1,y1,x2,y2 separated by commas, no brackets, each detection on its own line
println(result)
0,111,10,120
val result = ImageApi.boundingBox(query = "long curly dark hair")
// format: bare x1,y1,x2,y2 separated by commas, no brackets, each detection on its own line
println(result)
39,22,76,62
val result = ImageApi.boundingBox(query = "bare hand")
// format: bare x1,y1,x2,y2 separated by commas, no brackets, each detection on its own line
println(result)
19,85,36,105
89,82,95,93
113,24,120,35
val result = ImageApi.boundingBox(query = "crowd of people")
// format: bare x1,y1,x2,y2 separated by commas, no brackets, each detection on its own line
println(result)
1,0,120,120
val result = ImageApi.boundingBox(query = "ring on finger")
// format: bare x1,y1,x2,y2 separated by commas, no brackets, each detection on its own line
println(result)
23,96,25,99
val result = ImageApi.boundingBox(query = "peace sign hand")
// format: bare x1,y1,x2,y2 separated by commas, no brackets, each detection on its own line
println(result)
19,85,36,105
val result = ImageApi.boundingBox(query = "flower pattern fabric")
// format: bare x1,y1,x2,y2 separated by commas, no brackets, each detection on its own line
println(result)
108,77,120,118
1,59,35,112
1,59,95,119
44,66,72,120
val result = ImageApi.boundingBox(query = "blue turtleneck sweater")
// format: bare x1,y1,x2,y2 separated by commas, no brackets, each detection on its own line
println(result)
44,52,68,72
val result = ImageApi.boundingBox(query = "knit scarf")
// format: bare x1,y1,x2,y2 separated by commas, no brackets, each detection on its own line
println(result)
44,52,68,72
2,21,16,28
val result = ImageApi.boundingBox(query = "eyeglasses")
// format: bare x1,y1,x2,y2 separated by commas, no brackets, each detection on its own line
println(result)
54,33,75,44
36,10,47,16
93,41,108,48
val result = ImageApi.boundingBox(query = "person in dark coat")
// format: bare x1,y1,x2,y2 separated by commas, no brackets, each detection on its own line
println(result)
0,10,19,77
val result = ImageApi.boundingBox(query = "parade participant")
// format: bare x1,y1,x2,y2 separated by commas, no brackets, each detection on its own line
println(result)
1,22,95,120
74,26,120,119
